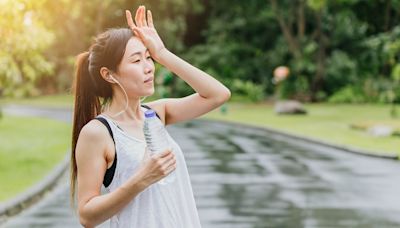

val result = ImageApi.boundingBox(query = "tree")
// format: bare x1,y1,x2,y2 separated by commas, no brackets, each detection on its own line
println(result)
186,0,400,102
37,0,203,94
0,0,54,97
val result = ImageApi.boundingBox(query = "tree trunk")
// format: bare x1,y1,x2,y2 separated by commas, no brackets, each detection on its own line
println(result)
384,0,392,31
311,9,326,101
297,0,305,40
270,0,301,59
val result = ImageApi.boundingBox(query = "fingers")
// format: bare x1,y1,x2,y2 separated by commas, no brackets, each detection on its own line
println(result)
132,5,150,28
161,153,176,173
134,6,147,27
135,6,142,27
155,149,175,163
147,10,154,28
165,151,175,163
141,6,148,27
155,149,173,158
125,10,140,37
162,158,177,174
125,10,135,29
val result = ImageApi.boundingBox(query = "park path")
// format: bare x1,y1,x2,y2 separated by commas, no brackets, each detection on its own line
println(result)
2,105,400,227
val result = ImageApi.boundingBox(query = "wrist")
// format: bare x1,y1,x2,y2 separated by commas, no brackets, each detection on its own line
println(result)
130,171,148,192
154,48,171,65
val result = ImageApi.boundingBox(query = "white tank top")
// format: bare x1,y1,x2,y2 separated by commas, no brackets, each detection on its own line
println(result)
97,107,202,228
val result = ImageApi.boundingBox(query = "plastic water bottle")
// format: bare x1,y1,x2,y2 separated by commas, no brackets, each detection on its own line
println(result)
143,110,176,185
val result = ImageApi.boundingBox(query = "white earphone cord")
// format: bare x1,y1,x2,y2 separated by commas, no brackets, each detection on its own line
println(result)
109,76,147,118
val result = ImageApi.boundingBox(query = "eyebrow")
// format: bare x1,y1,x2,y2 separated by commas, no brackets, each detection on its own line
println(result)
128,49,149,58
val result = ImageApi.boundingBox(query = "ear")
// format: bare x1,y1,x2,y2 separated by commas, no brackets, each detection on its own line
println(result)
100,67,115,83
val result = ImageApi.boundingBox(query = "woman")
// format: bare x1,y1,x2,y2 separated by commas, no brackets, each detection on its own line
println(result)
71,5,230,228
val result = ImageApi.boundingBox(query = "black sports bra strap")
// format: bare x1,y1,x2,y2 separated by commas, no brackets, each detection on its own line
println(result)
94,116,117,188
95,117,115,143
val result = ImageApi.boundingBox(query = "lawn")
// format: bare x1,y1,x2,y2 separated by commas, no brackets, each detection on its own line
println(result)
0,93,74,109
203,102,400,157
0,115,71,201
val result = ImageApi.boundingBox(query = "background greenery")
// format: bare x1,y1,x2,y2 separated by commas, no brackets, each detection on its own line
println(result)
0,115,71,201
1,0,399,105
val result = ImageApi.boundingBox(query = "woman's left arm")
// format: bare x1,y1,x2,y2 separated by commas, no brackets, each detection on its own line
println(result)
126,6,231,125
154,48,231,125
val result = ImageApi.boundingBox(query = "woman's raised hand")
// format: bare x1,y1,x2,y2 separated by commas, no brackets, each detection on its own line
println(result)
126,6,166,62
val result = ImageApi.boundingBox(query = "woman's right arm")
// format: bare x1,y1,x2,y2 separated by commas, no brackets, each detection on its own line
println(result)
76,120,176,228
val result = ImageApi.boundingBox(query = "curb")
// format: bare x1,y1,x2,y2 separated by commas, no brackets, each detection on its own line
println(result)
200,118,399,160
0,153,70,224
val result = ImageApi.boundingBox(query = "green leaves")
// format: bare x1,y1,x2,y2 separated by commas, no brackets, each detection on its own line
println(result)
1,0,399,104
184,0,400,103
392,64,400,81
0,0,54,97
307,0,327,10
231,79,265,102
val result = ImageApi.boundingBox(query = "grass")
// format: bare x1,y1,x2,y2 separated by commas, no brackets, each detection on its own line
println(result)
0,93,74,109
0,115,71,202
202,102,400,157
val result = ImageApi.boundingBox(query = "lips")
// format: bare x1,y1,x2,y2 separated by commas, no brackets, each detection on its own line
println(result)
144,77,153,83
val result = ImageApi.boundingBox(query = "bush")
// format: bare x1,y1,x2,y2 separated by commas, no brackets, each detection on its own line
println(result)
276,75,311,101
328,86,366,103
231,79,265,102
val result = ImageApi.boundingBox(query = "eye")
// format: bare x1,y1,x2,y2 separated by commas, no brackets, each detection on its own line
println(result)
146,56,153,61
133,59,140,63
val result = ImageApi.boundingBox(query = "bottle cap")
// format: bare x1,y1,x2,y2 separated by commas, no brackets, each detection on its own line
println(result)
144,110,156,118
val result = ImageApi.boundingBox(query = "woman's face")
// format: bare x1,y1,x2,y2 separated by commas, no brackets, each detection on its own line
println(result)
114,37,155,98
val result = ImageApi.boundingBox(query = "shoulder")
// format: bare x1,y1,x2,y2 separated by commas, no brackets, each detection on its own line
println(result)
76,118,113,161
79,119,110,142
143,100,167,125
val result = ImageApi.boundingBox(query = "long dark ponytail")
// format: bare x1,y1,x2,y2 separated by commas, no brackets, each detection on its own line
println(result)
70,28,133,207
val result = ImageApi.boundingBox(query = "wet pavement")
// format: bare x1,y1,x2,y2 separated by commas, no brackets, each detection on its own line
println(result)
2,105,400,227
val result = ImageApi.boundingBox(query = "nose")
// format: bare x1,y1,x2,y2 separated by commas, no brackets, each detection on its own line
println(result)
144,67,152,74
144,61,153,74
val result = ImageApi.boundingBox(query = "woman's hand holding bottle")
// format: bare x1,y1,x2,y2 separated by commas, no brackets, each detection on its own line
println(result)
136,149,176,188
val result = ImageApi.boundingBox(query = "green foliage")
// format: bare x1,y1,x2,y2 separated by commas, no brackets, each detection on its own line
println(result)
328,86,365,103
231,79,265,102
184,0,275,99
392,64,400,81
0,0,54,97
324,50,358,94
361,26,400,78
0,0,202,95
307,0,327,10
186,0,400,103
328,78,400,104
2,0,400,103
277,76,310,100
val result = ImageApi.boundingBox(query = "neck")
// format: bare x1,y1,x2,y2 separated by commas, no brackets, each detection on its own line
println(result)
103,90,144,122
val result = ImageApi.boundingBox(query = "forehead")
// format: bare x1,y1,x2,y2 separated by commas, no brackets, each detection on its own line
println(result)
124,37,147,57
